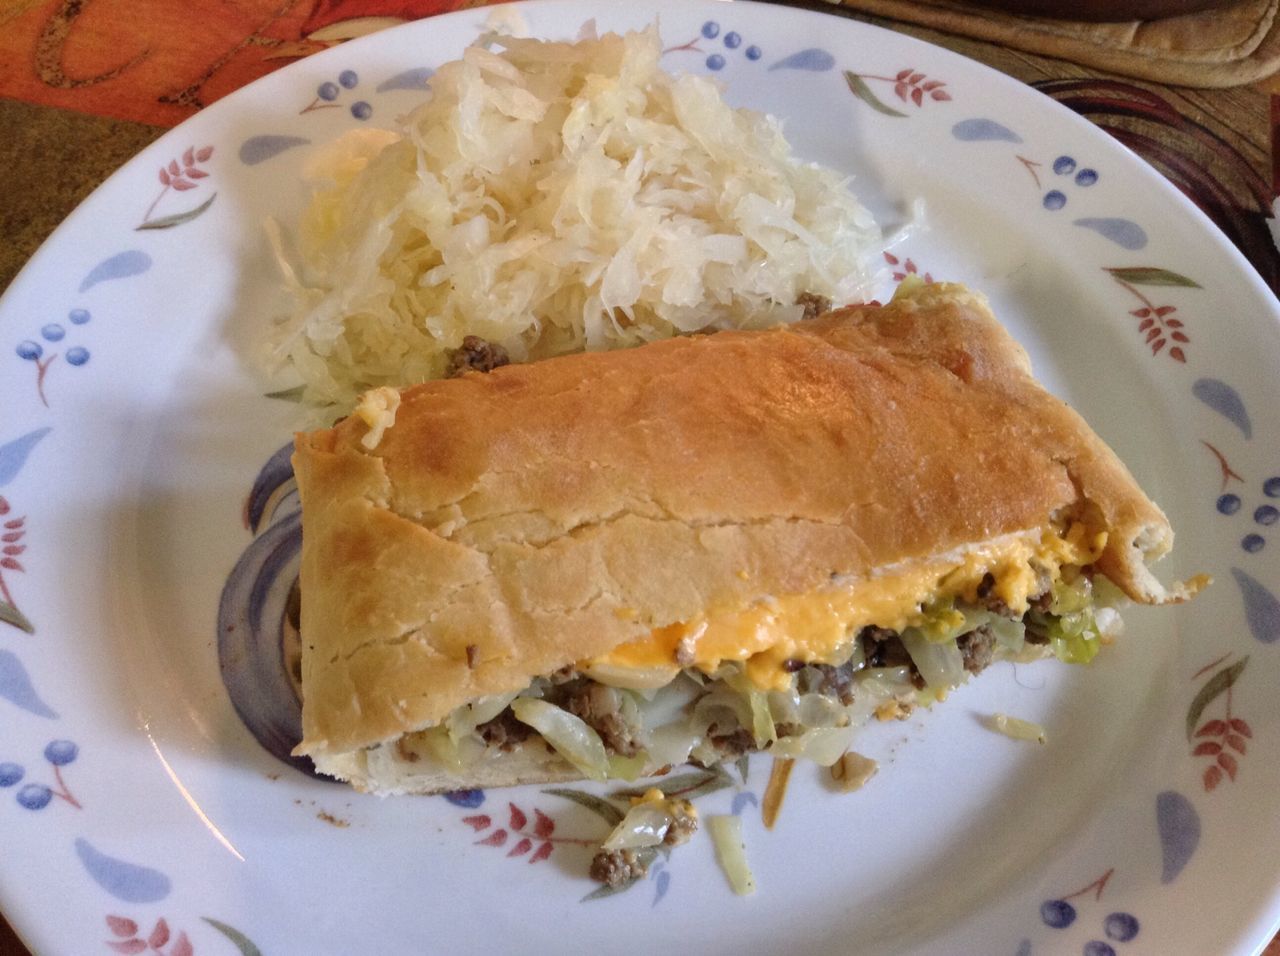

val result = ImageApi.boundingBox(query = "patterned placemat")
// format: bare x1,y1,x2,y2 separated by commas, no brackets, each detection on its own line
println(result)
830,0,1280,87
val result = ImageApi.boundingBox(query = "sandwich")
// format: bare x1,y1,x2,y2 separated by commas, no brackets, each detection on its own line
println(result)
290,280,1202,795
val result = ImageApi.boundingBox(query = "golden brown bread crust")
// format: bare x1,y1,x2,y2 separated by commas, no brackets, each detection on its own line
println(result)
292,281,1183,760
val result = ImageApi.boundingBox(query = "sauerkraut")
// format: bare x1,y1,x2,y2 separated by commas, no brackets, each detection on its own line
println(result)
269,25,881,407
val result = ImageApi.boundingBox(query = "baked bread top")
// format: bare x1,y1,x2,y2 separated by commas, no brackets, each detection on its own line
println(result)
292,281,1185,759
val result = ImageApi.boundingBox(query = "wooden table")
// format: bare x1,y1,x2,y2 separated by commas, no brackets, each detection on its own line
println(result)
0,2,1276,952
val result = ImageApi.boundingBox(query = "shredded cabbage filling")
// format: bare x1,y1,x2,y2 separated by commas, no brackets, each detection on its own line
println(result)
392,568,1124,778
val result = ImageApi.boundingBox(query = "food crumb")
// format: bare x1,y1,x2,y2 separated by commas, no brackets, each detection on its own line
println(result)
317,811,350,828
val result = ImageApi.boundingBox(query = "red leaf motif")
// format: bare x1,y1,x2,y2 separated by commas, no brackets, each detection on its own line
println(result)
462,814,491,831
1138,318,1154,331
1231,718,1253,738
172,179,196,191
1226,734,1247,754
171,932,194,956
158,168,171,186
106,916,139,938
883,251,900,265
2,532,21,543
1152,339,1166,355
508,803,527,831
4,517,21,528
892,271,906,281
107,941,147,955
0,499,9,516
529,841,554,863
924,272,934,283
1131,308,1152,318
1170,347,1186,363
508,837,533,857
1,558,23,571
196,146,214,162
533,809,555,838
1145,328,1161,344
904,259,918,274
1196,719,1227,737
1154,305,1175,316
3,545,25,556
1219,752,1238,780
1193,741,1221,756
895,68,912,81
1204,764,1222,791
911,87,923,107
1171,331,1189,343
931,90,952,101
167,160,180,176
922,80,942,91
1165,318,1183,328
186,168,209,179
182,147,194,167
149,918,170,948
908,72,925,84
477,828,508,847
893,82,908,102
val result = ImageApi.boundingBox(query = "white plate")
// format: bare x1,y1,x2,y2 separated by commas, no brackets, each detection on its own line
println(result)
3,2,1279,953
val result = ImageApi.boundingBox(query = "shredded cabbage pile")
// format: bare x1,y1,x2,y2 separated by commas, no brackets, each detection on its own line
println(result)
269,25,881,407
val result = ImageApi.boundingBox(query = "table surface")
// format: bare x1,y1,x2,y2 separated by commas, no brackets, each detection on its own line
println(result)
0,1,1277,953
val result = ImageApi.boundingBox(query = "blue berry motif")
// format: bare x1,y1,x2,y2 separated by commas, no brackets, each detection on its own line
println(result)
701,20,720,39
3,740,81,810
44,740,78,766
15,340,41,361
309,71,371,120
41,324,65,342
1044,155,1098,210
724,31,742,49
746,46,762,61
1083,942,1116,956
68,308,90,325
1040,899,1077,929
66,347,90,367
1220,475,1280,553
16,784,51,811
444,788,485,808
706,54,726,71
1103,912,1139,942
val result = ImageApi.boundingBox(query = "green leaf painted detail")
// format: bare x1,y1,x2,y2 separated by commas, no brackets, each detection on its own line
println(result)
1186,656,1248,741
264,385,307,402
137,193,217,231
201,917,263,956
609,766,733,802
1105,267,1201,289
843,71,907,118
542,787,625,826
0,601,33,634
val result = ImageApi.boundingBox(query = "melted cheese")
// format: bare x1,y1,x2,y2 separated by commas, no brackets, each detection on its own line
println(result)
581,524,1104,691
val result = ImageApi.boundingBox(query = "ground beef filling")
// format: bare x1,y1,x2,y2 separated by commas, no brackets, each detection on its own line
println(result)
475,593,1052,761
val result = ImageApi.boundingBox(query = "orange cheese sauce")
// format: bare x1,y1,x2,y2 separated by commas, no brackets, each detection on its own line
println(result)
582,524,1104,691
